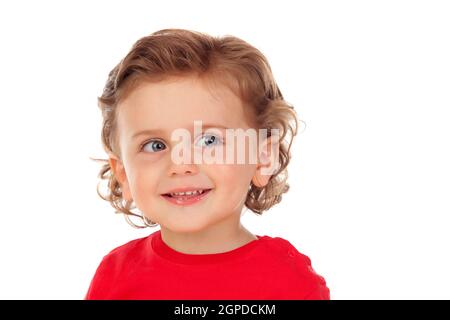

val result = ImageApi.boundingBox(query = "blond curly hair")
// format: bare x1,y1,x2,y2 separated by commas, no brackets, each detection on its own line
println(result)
90,28,300,228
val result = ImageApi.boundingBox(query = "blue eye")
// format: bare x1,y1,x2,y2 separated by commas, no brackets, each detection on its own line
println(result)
197,133,223,147
142,140,167,153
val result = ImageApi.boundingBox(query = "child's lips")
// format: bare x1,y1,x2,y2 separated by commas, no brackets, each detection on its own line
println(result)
161,189,212,206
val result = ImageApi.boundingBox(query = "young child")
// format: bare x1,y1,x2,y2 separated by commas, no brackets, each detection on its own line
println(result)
85,28,330,300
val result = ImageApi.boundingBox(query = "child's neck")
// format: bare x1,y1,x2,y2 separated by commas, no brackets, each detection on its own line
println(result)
159,221,257,255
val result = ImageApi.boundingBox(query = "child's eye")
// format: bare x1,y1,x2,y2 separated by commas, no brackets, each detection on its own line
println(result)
141,139,167,153
196,133,223,148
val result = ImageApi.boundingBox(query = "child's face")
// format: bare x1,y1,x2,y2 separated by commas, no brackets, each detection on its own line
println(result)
109,75,272,233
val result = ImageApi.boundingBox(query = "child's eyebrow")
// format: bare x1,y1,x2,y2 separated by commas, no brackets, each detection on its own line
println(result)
131,124,230,139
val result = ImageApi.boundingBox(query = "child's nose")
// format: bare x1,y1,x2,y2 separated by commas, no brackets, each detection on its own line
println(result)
167,162,199,177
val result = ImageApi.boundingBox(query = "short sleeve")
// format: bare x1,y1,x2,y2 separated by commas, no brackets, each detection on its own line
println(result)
296,255,330,300
283,241,331,300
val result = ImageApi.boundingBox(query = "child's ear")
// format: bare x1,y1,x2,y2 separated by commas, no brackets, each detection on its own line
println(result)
251,135,280,188
108,154,133,201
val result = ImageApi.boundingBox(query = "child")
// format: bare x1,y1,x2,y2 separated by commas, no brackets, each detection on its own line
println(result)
86,28,330,300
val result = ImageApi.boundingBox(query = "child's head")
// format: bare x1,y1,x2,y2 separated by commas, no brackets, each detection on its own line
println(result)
93,28,299,231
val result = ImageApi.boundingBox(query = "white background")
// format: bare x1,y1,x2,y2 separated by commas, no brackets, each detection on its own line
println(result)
0,0,449,299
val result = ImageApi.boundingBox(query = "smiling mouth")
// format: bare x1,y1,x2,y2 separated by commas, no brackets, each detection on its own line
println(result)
161,189,213,206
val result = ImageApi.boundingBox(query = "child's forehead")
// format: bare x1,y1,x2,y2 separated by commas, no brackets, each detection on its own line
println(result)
117,77,252,132
122,75,242,108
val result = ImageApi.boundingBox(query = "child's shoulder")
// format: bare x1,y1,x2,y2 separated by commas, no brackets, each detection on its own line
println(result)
261,235,329,298
100,234,150,265
262,234,311,263
262,235,327,280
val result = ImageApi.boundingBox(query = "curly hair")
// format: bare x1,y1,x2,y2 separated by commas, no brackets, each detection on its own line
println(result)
90,28,300,228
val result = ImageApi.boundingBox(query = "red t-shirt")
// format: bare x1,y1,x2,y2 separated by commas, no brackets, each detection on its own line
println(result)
85,230,330,300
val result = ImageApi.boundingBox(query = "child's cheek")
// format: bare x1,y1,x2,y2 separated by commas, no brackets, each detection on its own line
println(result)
127,160,162,195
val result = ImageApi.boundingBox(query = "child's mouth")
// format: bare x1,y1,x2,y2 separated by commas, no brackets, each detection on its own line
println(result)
161,189,212,206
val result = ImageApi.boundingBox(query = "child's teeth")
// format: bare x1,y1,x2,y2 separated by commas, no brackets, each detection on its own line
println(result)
170,190,204,196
